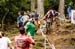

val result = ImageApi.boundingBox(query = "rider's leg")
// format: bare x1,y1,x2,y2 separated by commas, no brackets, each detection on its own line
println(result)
46,22,50,34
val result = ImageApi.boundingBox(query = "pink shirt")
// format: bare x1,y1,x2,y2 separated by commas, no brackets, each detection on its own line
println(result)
15,34,34,49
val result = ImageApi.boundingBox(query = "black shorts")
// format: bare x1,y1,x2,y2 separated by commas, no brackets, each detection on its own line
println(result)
19,22,23,27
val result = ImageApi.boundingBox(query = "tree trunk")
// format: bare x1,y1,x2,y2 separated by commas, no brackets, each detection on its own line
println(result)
37,0,44,18
31,0,35,11
2,14,7,30
58,0,65,20
2,10,9,30
58,0,65,27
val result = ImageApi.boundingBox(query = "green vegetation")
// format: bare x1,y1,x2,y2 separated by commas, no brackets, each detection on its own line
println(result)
0,0,75,28
0,0,31,25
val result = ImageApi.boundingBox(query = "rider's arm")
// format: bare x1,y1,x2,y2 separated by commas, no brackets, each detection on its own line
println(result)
43,10,50,20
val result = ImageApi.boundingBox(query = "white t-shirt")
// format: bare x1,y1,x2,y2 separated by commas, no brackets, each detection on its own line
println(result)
22,15,29,23
0,37,11,49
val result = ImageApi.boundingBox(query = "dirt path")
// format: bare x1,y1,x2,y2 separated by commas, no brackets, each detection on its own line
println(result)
47,20,75,49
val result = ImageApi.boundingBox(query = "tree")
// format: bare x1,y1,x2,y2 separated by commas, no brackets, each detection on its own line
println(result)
0,0,32,30
37,0,44,17
31,0,35,11
58,0,65,20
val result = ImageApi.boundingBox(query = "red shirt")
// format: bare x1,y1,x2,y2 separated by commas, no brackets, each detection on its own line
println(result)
15,34,34,49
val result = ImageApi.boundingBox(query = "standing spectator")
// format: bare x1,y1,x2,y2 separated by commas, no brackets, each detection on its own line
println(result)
17,12,23,28
67,6,72,19
15,28,34,49
30,10,40,33
33,18,40,33
22,12,29,26
0,31,13,49
27,11,31,19
24,18,35,39
30,10,39,19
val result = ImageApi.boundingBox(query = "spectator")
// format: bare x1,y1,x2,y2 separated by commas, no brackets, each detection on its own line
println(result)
15,28,34,49
30,10,39,19
22,12,29,26
24,18,35,39
67,6,72,19
0,31,13,49
17,12,23,28
33,18,40,33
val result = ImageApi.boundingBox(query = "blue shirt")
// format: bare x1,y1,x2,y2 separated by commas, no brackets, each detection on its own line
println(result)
67,6,71,13
18,15,22,23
